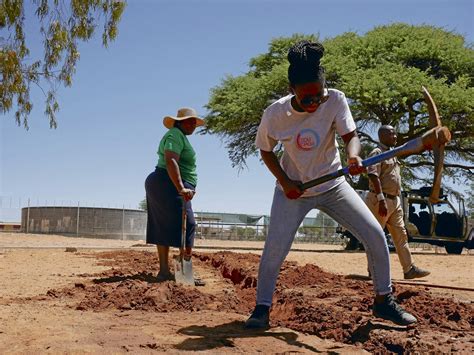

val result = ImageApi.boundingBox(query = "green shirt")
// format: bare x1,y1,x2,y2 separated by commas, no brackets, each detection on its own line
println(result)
157,127,197,187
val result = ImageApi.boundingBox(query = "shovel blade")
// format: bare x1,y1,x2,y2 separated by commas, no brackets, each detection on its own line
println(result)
173,257,194,286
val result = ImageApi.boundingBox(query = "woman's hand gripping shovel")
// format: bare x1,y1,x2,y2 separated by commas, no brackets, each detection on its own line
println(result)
174,197,195,286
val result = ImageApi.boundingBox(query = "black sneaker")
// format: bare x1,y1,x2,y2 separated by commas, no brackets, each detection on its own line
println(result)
404,265,430,280
373,294,417,326
244,305,270,329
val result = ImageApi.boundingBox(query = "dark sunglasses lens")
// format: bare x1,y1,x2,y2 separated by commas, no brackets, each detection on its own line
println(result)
301,96,324,106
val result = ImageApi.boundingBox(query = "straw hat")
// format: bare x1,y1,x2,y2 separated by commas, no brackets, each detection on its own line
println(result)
163,107,205,129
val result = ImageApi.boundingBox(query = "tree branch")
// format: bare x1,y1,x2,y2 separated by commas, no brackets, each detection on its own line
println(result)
405,161,474,171
357,130,378,145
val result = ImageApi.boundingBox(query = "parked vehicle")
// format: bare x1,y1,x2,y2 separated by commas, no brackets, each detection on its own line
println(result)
337,224,395,251
338,187,472,254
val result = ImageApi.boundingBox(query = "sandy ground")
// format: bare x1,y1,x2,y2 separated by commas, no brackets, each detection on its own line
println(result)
0,232,472,353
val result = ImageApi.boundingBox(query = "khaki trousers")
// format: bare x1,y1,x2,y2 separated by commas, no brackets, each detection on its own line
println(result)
365,192,413,273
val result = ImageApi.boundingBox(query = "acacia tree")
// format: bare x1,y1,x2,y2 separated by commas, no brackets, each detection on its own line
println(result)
1,0,125,129
204,24,474,187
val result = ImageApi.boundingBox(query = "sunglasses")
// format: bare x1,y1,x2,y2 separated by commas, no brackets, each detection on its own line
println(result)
299,88,329,106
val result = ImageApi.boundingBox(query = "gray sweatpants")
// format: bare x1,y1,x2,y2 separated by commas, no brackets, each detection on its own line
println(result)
256,181,392,306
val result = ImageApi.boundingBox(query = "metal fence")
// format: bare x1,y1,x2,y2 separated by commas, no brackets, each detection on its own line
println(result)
1,197,146,240
1,196,342,244
195,223,340,244
21,206,146,240
194,211,341,244
0,196,137,222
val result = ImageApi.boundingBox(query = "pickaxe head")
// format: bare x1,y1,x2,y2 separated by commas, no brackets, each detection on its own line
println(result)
420,126,451,150
421,87,451,203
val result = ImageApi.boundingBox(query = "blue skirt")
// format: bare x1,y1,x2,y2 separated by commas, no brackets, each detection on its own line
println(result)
145,168,196,247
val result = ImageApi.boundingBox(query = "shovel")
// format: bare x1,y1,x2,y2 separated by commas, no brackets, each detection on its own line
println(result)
174,198,195,286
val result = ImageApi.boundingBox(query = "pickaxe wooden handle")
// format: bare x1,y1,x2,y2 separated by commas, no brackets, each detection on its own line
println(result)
300,87,451,202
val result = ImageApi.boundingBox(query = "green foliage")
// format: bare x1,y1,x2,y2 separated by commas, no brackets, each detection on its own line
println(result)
297,211,336,238
138,198,147,211
297,226,319,238
204,24,474,185
229,225,256,238
466,182,474,221
1,0,126,129
314,211,336,228
323,24,474,185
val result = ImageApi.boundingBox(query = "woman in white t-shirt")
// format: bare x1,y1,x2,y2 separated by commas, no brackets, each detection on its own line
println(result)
244,41,417,328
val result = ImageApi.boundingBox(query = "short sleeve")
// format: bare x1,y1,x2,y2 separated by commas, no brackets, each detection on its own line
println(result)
163,130,184,155
334,92,357,136
366,148,382,176
255,111,278,152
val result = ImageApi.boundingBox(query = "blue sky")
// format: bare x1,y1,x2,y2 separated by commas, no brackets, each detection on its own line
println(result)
1,0,473,221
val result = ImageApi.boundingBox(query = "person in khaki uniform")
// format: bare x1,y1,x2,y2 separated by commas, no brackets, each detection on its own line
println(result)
365,125,430,280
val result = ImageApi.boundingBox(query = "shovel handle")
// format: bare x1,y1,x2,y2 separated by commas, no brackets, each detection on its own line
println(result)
181,197,187,250
299,167,349,190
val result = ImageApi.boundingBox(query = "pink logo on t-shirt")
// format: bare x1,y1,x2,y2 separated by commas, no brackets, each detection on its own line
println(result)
296,129,319,151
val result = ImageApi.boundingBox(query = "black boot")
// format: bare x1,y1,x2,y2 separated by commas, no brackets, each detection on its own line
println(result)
244,304,270,329
373,294,417,325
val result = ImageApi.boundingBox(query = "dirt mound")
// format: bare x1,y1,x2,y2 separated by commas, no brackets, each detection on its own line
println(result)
44,250,473,353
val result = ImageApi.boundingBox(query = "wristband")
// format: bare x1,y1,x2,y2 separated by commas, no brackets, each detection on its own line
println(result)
376,193,385,202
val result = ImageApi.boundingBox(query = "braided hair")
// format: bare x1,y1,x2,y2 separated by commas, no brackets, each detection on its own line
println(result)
287,41,325,86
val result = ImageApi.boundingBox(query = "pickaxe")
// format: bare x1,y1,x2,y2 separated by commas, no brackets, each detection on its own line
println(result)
299,86,451,203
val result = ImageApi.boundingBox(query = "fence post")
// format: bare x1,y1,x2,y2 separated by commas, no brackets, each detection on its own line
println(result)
322,212,325,240
26,198,30,233
76,201,80,236
122,205,125,240
200,212,203,239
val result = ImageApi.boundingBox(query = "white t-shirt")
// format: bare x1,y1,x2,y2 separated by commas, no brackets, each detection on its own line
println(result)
255,89,356,197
